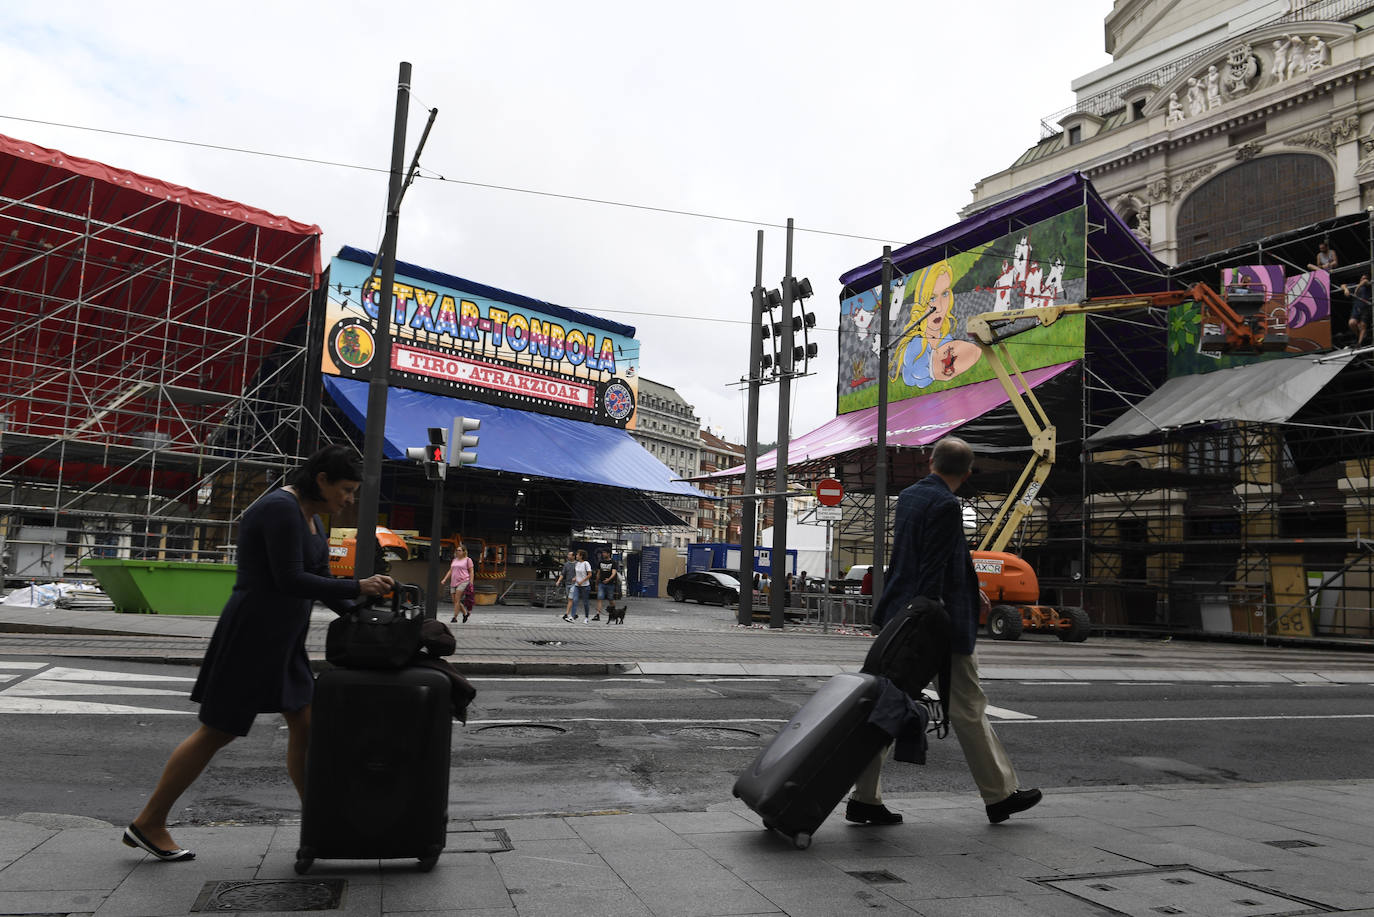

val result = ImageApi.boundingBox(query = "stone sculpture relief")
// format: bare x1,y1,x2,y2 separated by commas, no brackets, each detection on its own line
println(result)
1165,36,1328,127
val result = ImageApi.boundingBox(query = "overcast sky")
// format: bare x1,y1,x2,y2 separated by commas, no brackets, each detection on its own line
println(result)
0,1,1112,443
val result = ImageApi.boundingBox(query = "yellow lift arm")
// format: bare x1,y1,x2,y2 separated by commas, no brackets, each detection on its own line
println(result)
964,283,1285,554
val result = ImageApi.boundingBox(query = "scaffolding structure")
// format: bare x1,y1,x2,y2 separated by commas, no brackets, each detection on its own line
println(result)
775,214,1374,640
0,134,323,581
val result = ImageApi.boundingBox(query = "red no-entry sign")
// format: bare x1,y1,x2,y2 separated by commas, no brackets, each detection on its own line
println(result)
816,478,843,507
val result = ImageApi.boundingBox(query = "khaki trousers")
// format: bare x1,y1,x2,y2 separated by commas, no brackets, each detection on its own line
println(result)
852,652,1018,806
949,651,1018,804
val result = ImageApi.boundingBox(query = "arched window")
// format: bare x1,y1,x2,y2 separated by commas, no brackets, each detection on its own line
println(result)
1175,154,1334,262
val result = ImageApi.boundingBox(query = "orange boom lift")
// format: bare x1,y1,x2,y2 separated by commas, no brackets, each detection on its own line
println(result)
963,282,1288,640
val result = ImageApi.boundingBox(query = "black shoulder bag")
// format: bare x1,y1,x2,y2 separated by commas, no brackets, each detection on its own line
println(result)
325,583,424,669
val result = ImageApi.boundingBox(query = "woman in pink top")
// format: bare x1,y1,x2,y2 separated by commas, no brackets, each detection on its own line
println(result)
441,544,475,623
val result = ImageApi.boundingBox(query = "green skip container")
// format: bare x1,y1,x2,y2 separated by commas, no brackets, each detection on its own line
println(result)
82,559,237,615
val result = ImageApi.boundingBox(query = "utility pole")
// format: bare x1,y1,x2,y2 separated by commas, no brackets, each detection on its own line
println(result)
353,62,413,581
739,232,765,625
873,246,892,602
770,219,795,629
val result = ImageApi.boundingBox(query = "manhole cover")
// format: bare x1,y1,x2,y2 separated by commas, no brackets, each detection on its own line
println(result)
473,723,567,738
193,879,344,912
1038,866,1334,916
673,726,762,741
527,639,578,647
507,695,575,706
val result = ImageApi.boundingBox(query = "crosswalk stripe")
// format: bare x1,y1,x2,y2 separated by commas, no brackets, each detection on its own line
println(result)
4,681,189,697
36,666,195,683
0,697,194,715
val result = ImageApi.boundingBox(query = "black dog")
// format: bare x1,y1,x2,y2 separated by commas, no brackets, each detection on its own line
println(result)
604,603,626,624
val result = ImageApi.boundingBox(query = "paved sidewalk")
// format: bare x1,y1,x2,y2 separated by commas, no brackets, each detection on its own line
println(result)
4,597,1374,914
3,781,1373,916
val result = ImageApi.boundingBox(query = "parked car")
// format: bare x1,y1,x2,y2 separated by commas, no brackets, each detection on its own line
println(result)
666,571,741,606
708,568,744,585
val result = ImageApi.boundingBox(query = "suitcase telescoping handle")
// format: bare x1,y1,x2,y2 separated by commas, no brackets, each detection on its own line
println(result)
394,582,423,619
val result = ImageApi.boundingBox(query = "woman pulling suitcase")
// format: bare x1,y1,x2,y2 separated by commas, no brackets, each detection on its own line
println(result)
122,445,393,862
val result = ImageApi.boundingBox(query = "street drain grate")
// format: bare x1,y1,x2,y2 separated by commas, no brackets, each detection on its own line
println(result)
447,827,513,853
673,726,762,740
473,723,567,737
1037,866,1335,916
1265,839,1322,849
192,879,344,912
847,869,905,885
527,639,579,647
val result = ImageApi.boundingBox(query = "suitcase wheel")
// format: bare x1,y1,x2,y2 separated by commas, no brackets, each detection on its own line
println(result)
294,848,314,875
792,832,812,850
418,845,443,872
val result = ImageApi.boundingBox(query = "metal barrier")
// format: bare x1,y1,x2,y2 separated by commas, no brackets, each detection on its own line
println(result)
795,593,873,629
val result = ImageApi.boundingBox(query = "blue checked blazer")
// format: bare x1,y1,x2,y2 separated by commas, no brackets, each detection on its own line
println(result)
872,473,979,655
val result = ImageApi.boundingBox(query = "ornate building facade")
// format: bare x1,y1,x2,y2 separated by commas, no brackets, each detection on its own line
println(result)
627,378,701,548
967,0,1374,266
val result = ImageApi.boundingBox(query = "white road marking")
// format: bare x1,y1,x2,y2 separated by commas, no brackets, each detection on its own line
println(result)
997,713,1374,725
696,678,781,683
984,705,1037,720
4,681,189,697
0,662,46,670
0,697,192,715
468,676,662,683
0,664,193,715
36,666,194,683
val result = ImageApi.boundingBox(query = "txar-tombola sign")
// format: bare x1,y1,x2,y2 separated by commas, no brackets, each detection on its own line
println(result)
320,247,640,429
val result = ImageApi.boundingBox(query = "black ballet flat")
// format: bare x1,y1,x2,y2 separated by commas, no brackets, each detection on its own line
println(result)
122,824,195,862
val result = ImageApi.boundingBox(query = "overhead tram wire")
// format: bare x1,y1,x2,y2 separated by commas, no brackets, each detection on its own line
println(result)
0,113,903,245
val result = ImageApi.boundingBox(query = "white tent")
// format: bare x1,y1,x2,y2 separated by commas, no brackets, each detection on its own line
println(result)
760,520,829,581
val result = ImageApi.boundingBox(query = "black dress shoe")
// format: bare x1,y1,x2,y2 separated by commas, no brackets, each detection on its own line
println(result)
122,824,195,862
845,799,903,825
986,788,1042,824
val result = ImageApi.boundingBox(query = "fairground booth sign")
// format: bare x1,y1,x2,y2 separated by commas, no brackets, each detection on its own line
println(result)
321,247,640,429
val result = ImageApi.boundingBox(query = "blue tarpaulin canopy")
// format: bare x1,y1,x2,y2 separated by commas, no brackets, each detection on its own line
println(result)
323,376,702,498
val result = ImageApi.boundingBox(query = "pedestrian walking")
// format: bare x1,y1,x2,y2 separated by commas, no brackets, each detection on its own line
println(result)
564,549,593,622
123,445,394,862
554,550,577,621
594,549,620,621
440,543,474,623
850,435,1042,826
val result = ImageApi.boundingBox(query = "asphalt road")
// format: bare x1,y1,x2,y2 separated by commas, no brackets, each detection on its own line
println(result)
2,656,1372,827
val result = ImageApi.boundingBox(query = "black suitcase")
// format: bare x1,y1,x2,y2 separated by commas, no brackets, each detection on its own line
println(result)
295,665,453,873
733,672,891,849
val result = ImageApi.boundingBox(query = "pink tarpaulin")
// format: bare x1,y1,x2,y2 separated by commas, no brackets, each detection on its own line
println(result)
710,360,1078,477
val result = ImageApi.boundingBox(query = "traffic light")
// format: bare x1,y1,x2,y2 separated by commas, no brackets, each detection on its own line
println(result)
450,416,480,468
406,428,447,480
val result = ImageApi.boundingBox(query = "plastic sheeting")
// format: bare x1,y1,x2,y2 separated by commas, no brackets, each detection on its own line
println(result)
323,376,702,497
1087,351,1355,444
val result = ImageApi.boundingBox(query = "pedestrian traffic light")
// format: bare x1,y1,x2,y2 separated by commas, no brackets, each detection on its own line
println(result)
450,416,480,467
405,428,447,480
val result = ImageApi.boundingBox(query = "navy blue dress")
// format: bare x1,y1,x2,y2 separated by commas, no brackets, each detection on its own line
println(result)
191,488,361,736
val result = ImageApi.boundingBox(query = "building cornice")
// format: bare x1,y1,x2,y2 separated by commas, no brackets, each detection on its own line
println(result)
1079,57,1374,183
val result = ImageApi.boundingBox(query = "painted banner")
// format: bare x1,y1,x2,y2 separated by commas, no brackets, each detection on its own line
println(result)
837,207,1087,414
321,251,641,428
1167,266,1332,377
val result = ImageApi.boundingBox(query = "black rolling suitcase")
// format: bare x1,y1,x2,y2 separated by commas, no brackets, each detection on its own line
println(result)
296,583,454,875
733,672,890,849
